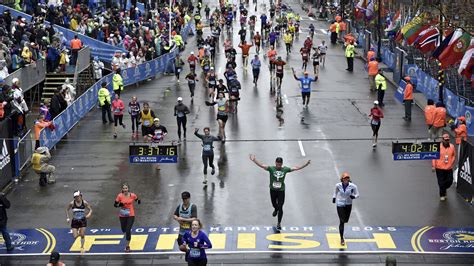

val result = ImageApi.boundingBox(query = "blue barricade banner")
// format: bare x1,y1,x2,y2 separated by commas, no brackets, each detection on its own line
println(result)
381,46,396,70
464,106,474,136
40,48,179,149
404,64,419,85
395,80,406,103
444,88,466,119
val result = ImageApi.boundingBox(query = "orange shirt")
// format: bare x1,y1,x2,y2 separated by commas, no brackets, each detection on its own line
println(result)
424,105,436,126
329,24,336,33
454,124,467,144
367,51,375,62
34,120,52,140
367,61,378,76
267,50,277,60
403,83,413,100
432,143,455,170
70,38,82,49
115,193,138,217
433,107,447,127
239,44,253,55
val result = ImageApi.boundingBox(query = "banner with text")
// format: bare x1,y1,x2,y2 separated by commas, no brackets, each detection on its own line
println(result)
457,140,474,203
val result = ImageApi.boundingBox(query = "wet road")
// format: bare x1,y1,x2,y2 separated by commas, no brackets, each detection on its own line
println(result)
6,0,473,248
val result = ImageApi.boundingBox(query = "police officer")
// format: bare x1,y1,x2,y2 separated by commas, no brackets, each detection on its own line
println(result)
375,69,386,106
173,191,197,246
98,82,113,124
112,69,124,97
345,40,355,71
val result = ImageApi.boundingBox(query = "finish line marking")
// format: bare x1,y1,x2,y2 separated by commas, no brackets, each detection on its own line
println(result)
298,140,306,157
0,226,472,255
320,29,328,34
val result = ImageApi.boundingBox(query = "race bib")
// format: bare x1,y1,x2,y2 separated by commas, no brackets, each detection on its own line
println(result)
189,79,195,84
272,181,282,189
204,65,210,71
209,80,216,85
203,144,212,151
119,208,130,217
371,119,379,125
177,112,184,117
73,211,85,220
114,108,121,113
144,120,151,126
190,248,201,258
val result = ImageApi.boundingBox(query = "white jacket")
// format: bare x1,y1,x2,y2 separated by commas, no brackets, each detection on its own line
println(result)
333,182,359,207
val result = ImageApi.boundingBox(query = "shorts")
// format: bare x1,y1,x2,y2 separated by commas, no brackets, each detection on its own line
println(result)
276,73,284,79
217,114,228,123
320,53,326,56
142,126,152,136
313,61,319,66
71,218,87,229
230,93,240,99
302,91,311,98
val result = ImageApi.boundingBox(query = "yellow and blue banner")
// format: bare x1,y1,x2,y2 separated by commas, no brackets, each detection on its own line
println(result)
1,226,473,255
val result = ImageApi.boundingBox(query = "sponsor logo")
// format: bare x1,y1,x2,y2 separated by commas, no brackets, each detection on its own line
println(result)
465,110,472,126
0,233,39,251
428,230,474,251
0,139,11,170
459,157,472,184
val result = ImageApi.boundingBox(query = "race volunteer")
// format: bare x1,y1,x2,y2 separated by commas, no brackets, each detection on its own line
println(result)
332,172,359,246
424,99,436,140
367,58,378,91
195,127,222,185
375,69,386,106
112,69,124,97
345,40,355,71
403,76,413,121
249,155,310,230
66,191,92,254
292,68,318,108
173,191,197,245
432,133,455,201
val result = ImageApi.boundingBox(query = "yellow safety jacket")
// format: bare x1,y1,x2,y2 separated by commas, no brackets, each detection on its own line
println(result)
98,87,111,106
113,73,123,91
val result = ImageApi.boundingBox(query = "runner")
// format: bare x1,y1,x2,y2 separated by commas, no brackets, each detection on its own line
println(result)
173,191,197,246
111,94,126,139
174,55,185,82
332,172,359,246
128,96,141,139
140,102,156,141
206,92,231,142
195,127,222,184
253,31,262,54
309,23,315,39
249,155,311,230
179,219,212,266
216,79,229,97
205,68,218,103
292,68,318,108
273,56,286,88
317,40,327,67
114,183,141,252
148,118,168,144
238,41,253,68
283,30,292,53
266,46,277,73
65,191,92,254
185,72,199,100
300,46,310,71
311,49,320,76
368,101,384,148
174,97,190,141
250,55,262,84
187,52,198,73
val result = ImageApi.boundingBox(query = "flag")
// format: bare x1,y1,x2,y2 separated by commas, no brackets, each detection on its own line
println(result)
414,27,440,53
400,14,426,43
432,30,455,59
438,30,471,68
366,0,375,19
385,11,400,32
406,23,433,45
458,39,474,79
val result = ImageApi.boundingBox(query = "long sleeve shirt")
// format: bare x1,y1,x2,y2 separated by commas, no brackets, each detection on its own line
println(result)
333,182,359,207
182,230,212,261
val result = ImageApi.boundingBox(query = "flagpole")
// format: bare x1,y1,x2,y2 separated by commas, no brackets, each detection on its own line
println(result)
376,0,381,61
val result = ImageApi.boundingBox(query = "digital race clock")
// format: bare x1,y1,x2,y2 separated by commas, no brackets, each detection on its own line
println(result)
129,144,178,163
392,142,440,161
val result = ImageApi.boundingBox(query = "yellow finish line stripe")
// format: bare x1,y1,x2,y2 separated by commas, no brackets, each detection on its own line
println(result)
416,226,433,253
35,228,51,254
410,226,428,252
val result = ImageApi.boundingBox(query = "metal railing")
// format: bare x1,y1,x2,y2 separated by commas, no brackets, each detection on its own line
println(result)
73,46,91,87
15,129,33,172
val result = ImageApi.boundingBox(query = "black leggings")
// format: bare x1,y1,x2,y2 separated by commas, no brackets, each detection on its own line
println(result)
114,115,124,127
188,259,207,266
371,123,381,137
177,116,187,139
270,190,285,224
120,216,135,241
131,115,139,132
337,205,352,239
302,92,311,105
202,154,215,174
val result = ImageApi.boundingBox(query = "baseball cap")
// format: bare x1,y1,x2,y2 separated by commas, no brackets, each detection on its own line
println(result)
374,100,379,105
49,251,60,263
154,118,160,122
404,76,411,81
458,116,466,122
181,191,191,199
177,97,183,102
73,191,81,197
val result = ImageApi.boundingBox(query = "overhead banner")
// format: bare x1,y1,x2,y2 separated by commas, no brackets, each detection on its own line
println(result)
0,226,473,255
457,140,474,202
0,118,15,188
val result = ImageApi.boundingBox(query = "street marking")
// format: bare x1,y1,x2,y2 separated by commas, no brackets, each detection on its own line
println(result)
320,29,328,34
309,17,315,21
298,140,306,157
218,67,222,74
284,94,289,104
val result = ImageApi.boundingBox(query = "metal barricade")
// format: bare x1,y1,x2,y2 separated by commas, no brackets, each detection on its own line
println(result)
16,129,34,172
3,59,46,93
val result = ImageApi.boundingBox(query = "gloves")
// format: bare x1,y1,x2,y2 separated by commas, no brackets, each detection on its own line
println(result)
332,198,335,204
350,195,355,199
